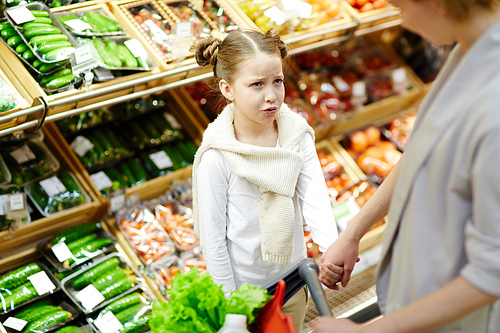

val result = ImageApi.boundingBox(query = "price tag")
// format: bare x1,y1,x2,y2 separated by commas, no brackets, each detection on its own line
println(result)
64,19,92,32
3,317,27,331
10,144,36,164
75,44,93,65
391,67,407,83
9,193,24,211
149,151,173,170
70,136,94,157
176,21,192,37
110,193,125,213
333,76,350,93
0,195,8,216
94,311,124,333
333,197,360,232
163,112,182,129
91,171,113,191
124,39,148,58
352,81,366,97
40,176,67,197
76,284,105,311
264,6,285,25
28,271,56,296
7,7,36,25
52,241,73,262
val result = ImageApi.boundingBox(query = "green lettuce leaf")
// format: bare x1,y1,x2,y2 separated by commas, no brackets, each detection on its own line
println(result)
225,283,271,325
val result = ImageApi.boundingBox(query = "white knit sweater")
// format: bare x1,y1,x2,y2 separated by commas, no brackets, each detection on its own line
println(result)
192,103,315,265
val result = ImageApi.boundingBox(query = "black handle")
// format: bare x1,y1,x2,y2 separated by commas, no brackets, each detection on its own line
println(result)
299,258,333,317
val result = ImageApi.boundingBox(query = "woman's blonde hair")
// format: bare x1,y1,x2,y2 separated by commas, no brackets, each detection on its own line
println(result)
434,0,500,20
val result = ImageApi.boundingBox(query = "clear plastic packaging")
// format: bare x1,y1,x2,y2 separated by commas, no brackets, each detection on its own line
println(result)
154,202,198,252
38,221,117,272
61,252,143,314
53,10,126,37
0,184,31,233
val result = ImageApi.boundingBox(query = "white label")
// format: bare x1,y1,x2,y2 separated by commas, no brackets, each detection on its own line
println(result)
75,44,94,65
391,68,407,83
3,317,27,331
176,21,192,37
333,76,350,93
281,0,312,19
124,39,148,58
352,81,366,97
110,194,125,212
76,284,105,311
64,19,93,32
9,193,24,211
149,150,173,170
264,6,285,26
39,176,67,197
70,136,94,157
94,311,124,333
163,113,182,129
0,195,8,216
333,196,360,232
28,271,56,296
7,7,36,25
52,241,74,262
91,171,113,191
10,144,36,164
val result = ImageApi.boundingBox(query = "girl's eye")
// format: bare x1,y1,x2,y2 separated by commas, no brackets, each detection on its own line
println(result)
251,82,262,87
274,79,283,84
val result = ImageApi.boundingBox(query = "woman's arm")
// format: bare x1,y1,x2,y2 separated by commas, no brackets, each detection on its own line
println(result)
312,276,499,333
320,158,402,288
196,149,236,295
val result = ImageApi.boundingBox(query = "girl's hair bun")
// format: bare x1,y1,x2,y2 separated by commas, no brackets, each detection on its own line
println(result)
190,36,222,67
265,28,287,59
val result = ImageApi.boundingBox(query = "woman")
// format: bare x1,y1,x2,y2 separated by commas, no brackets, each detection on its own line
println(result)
315,0,500,331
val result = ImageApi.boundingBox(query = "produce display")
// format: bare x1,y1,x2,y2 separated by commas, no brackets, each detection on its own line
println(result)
38,222,116,271
26,171,89,216
56,108,114,136
1,140,59,186
236,0,341,34
150,269,269,332
0,75,26,112
344,126,402,183
201,0,238,33
162,1,213,39
384,112,417,150
317,149,355,202
0,185,28,231
90,37,153,70
345,0,388,13
56,10,125,36
0,262,60,314
62,254,141,314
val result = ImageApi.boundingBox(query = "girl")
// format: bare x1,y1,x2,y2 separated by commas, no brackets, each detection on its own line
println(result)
190,29,342,331
315,0,500,332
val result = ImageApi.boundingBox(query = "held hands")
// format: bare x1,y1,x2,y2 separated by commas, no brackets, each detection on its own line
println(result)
311,317,363,332
319,231,361,289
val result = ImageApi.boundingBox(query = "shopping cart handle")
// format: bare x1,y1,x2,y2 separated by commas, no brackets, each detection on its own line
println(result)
263,258,333,317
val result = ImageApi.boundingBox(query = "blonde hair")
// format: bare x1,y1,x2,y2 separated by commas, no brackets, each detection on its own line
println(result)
434,0,500,20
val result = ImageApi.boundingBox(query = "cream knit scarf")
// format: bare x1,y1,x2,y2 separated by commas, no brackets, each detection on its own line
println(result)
192,103,315,265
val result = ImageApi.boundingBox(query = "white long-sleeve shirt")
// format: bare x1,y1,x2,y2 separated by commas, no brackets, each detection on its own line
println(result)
195,133,338,294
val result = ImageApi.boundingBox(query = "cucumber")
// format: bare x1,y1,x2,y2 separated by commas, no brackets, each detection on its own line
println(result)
24,26,61,38
0,263,41,289
7,35,22,47
92,131,115,158
46,73,78,88
16,304,61,321
39,67,71,86
3,282,38,310
101,292,144,316
93,38,121,68
44,47,75,61
28,17,53,25
12,299,51,318
29,34,68,46
54,326,85,333
67,238,114,265
128,122,150,149
36,41,72,54
24,309,72,333
127,159,147,185
1,28,17,39
59,171,85,205
103,129,128,156
0,22,12,30
116,45,137,68
65,233,98,252
22,22,54,31
97,275,136,300
118,163,137,187
50,222,99,245
38,62,60,73
91,268,127,291
117,315,150,333
105,167,128,187
72,257,121,289
33,59,42,68
15,43,29,54
115,303,146,323
29,10,50,18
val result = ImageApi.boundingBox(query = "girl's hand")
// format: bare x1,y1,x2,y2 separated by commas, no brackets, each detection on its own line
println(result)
311,317,363,333
319,263,343,290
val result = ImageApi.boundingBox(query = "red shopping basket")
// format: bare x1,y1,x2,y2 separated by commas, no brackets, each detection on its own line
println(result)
253,258,333,333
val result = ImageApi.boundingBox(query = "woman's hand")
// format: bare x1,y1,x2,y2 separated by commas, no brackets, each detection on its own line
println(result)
311,317,363,332
319,230,360,289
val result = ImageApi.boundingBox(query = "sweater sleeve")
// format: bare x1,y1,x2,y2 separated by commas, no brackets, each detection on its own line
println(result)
196,149,237,294
296,134,339,252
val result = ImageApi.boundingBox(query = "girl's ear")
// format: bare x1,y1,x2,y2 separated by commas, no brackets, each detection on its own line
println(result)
219,79,233,101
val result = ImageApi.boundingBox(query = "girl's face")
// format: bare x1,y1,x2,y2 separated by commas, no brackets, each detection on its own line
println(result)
390,0,456,46
220,52,284,128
